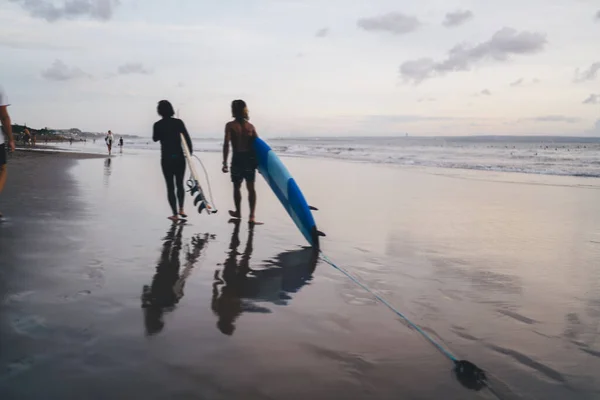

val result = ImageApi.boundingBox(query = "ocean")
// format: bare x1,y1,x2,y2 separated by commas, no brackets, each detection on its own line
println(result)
48,135,600,179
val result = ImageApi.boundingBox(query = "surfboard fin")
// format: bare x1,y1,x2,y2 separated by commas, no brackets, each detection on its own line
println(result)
309,206,319,211
317,230,326,237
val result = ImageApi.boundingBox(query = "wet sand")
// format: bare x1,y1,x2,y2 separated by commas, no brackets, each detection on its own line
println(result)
1,149,599,399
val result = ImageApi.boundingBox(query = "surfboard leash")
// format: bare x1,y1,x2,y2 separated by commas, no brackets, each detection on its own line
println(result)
318,252,506,397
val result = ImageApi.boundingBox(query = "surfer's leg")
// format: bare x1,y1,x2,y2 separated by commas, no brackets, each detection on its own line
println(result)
230,181,242,219
161,159,178,218
174,157,186,214
246,180,256,222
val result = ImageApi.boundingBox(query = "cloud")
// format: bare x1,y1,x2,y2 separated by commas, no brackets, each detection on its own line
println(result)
10,0,120,22
315,28,329,38
509,78,540,87
41,59,89,81
596,10,600,20
530,115,581,123
480,89,492,96
510,78,524,87
583,94,600,105
117,63,151,75
357,12,421,35
399,28,546,83
574,62,600,82
443,10,473,27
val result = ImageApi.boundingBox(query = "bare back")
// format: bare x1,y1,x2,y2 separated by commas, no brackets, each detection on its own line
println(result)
225,120,257,153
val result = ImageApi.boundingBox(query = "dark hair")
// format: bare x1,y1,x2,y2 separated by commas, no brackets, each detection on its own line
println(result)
157,100,175,118
231,99,248,121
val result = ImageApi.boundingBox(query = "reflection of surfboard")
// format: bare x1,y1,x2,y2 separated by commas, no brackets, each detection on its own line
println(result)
180,134,217,215
253,137,322,248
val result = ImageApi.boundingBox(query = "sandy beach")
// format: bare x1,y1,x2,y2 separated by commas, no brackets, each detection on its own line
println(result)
1,148,600,399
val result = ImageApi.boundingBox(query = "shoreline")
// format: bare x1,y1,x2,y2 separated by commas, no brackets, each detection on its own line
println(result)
11,147,106,159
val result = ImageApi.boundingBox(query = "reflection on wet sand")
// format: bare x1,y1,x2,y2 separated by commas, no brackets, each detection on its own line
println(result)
212,220,318,336
103,157,111,187
142,223,213,335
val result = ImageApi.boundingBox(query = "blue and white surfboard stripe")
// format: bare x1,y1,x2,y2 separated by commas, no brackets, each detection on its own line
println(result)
254,138,317,246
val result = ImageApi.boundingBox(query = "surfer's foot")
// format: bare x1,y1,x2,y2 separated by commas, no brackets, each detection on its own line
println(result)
228,210,241,219
167,215,179,222
179,209,187,218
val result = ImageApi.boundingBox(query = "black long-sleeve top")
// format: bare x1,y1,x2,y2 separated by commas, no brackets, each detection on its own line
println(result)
153,117,193,159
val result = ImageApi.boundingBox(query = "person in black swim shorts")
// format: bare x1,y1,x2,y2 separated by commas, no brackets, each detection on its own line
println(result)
222,99,259,223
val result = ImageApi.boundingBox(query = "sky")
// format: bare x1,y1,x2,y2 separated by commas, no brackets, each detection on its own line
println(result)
1,0,599,137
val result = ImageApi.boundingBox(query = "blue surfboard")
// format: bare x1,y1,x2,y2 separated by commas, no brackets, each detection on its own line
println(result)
253,137,320,248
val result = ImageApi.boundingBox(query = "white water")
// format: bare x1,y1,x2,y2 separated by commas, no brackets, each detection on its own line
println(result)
42,135,600,178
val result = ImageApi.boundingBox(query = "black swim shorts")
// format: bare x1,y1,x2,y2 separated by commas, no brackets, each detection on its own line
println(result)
231,151,257,184
0,144,6,166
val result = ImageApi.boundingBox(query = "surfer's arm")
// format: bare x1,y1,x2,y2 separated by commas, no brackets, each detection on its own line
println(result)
152,123,160,142
0,105,13,144
222,126,230,168
180,120,193,154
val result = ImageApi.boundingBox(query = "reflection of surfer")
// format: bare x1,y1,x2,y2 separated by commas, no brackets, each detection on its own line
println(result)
222,100,259,223
211,220,317,336
153,100,193,222
142,223,212,335
212,220,260,335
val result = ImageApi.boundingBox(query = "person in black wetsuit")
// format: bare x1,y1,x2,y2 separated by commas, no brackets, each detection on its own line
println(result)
222,99,259,223
152,100,193,222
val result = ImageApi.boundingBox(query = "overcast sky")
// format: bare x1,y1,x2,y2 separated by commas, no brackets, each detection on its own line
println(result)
1,0,599,137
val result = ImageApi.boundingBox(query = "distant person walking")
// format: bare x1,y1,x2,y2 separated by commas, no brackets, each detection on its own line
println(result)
0,84,15,220
119,137,123,147
105,130,114,155
222,99,258,223
153,100,193,222
23,128,31,146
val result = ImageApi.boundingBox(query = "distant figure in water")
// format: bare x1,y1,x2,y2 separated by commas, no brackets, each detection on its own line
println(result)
222,99,259,223
153,99,193,222
69,137,73,145
105,130,114,155
93,138,96,144
119,137,123,147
